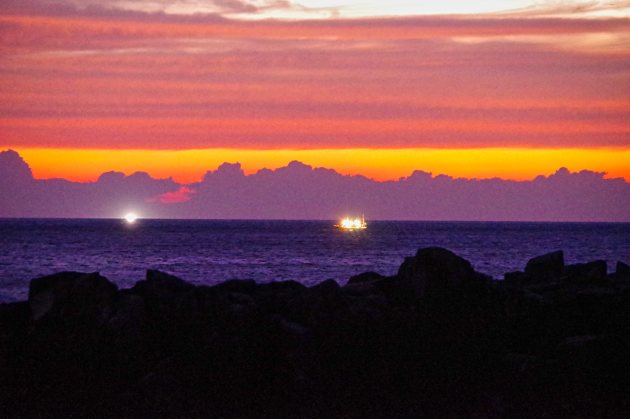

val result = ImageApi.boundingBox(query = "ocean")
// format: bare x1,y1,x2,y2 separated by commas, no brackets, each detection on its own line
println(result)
1,219,629,302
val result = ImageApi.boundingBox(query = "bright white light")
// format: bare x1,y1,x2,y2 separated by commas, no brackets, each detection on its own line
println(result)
124,212,139,223
341,218,354,229
339,216,366,230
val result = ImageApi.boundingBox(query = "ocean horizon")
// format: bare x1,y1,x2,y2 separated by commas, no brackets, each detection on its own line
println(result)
3,216,630,229
2,218,629,303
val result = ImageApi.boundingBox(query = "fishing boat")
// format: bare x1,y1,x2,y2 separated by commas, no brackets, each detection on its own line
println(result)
336,214,367,230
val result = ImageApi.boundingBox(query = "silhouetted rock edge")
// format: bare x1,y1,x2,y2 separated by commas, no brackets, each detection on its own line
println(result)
1,247,629,418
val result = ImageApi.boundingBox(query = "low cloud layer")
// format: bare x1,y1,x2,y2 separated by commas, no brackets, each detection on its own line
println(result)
2,150,628,221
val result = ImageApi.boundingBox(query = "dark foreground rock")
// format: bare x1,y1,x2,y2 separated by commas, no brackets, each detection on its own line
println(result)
1,248,629,418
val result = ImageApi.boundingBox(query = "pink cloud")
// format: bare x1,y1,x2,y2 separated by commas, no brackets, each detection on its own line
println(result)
1,12,630,53
152,186,196,204
1,2,628,151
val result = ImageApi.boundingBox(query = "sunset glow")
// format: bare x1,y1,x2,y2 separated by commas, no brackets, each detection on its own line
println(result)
12,147,630,184
1,0,629,188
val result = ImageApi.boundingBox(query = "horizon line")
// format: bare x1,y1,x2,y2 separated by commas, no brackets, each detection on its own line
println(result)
2,217,629,224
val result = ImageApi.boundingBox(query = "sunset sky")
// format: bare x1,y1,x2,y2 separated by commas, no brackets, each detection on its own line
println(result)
1,0,629,183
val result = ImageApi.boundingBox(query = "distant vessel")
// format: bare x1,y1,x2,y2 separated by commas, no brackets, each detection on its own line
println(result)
336,214,367,230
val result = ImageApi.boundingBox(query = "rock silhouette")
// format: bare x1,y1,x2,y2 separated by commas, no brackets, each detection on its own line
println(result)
1,248,629,417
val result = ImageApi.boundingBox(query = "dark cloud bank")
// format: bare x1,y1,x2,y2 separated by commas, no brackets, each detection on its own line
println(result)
1,149,629,221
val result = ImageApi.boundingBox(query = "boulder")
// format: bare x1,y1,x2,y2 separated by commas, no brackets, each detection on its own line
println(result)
6,249,630,418
311,278,340,293
106,294,146,339
0,302,29,357
504,271,524,281
0,301,29,328
128,271,194,332
344,272,390,296
615,261,630,280
259,280,306,292
347,271,386,285
503,271,527,288
130,270,194,299
564,260,607,285
28,272,118,321
396,247,479,297
524,251,564,282
296,279,347,326
210,279,257,294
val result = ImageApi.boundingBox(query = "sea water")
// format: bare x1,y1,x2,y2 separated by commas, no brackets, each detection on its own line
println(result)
1,219,629,302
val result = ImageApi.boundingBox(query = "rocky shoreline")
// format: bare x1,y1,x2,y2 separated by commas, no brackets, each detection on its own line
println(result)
1,247,630,418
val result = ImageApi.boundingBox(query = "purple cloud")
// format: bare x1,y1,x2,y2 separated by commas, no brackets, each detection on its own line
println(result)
2,150,628,221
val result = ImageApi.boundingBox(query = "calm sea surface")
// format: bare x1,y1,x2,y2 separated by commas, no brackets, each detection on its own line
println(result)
1,219,629,302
